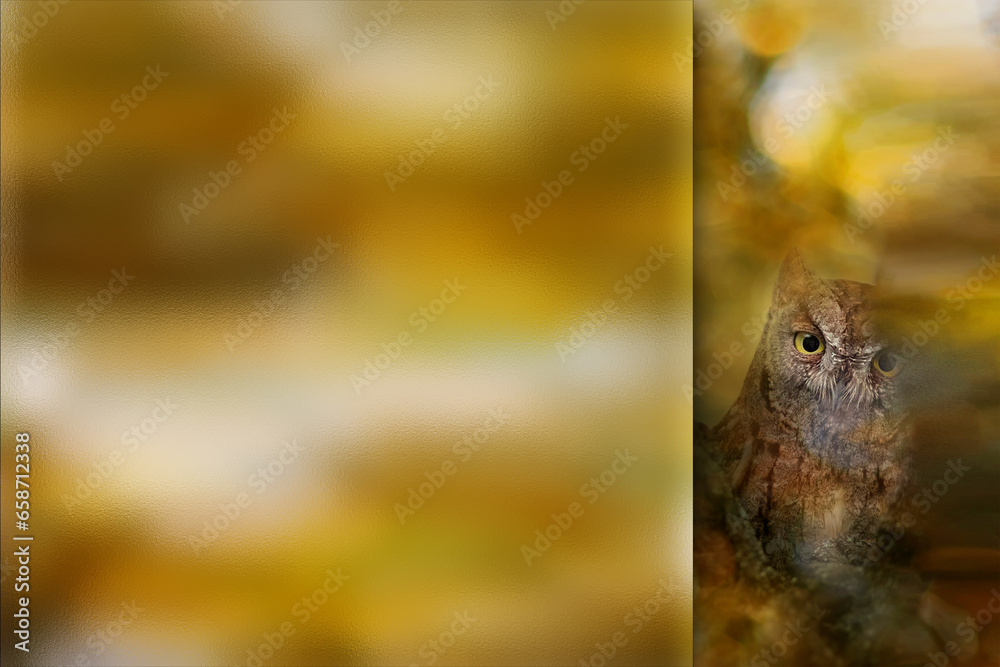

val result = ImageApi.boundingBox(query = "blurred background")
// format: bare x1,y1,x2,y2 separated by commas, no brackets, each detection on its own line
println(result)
0,1,691,665
693,0,999,664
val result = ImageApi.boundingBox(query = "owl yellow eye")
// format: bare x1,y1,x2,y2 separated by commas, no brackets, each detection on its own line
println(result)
794,332,824,355
873,351,899,377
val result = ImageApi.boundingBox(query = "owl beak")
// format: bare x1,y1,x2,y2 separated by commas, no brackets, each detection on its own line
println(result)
828,358,858,410
829,385,843,411
829,374,852,411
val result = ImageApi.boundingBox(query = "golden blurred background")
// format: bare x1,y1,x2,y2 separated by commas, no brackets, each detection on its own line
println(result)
1,1,691,665
693,0,999,664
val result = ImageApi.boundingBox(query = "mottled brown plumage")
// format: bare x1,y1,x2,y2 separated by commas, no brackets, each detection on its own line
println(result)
695,253,988,665
711,250,911,577
693,251,975,665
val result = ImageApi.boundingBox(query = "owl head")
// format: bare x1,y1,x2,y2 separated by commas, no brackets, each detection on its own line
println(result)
760,250,899,422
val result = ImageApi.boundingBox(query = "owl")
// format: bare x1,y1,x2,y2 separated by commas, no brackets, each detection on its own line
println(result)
711,250,910,576
694,251,981,665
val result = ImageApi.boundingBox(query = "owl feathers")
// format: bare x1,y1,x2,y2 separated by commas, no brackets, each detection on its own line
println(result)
693,250,976,666
711,250,910,574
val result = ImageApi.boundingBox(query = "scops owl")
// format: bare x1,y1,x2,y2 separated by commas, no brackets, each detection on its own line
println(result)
711,250,910,577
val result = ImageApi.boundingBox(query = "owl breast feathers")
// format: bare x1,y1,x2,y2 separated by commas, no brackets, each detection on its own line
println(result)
711,250,910,574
